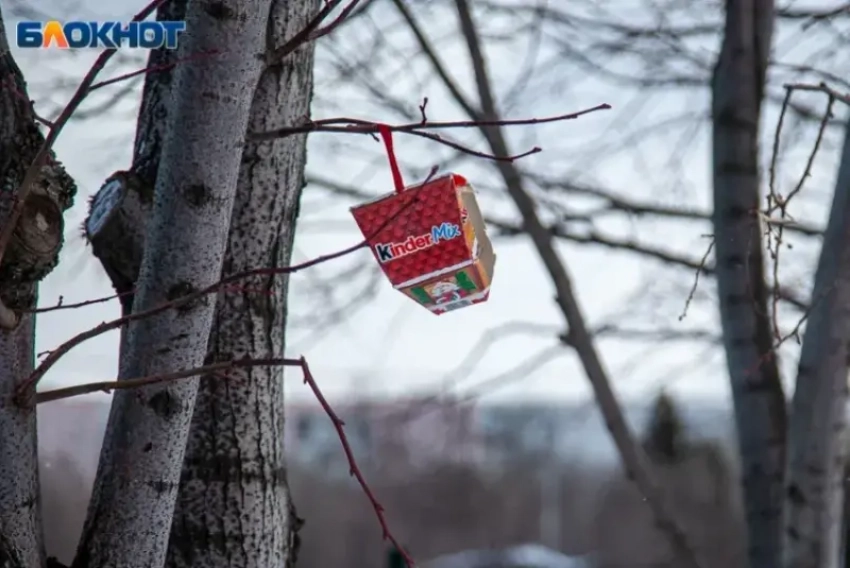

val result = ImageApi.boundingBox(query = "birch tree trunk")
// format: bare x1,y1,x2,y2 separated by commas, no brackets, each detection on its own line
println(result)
72,1,272,565
0,12,77,567
164,0,317,565
711,2,787,566
782,117,850,568
85,0,188,322
447,1,703,565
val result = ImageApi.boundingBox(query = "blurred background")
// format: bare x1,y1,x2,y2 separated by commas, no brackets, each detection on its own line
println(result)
4,0,850,566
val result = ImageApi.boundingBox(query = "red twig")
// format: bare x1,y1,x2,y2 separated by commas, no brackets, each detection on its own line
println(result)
307,0,364,41
35,356,291,403
35,355,416,566
15,239,365,403
249,104,611,162
88,49,223,92
23,290,135,314
268,0,346,62
0,0,168,270
16,191,421,403
298,356,416,566
252,104,612,140
24,283,276,316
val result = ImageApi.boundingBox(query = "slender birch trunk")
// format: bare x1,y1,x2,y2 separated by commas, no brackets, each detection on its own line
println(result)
85,0,188,323
711,2,788,565
782,116,850,568
72,1,272,565
164,0,318,565
0,13,77,567
447,1,703,565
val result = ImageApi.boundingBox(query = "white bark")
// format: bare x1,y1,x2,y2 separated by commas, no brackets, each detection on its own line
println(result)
164,0,317,566
72,1,272,566
782,117,850,568
0,315,43,568
711,1,787,566
0,31,42,568
84,0,186,343
0,11,76,567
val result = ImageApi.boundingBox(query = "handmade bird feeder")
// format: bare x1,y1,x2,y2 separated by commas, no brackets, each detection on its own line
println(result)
350,125,496,315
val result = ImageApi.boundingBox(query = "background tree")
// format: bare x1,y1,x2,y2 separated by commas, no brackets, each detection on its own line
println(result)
642,390,688,464
711,1,787,565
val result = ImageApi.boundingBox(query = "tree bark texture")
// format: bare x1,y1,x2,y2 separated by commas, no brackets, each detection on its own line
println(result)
164,0,318,566
710,1,788,566
0,11,77,567
782,117,850,568
0,314,42,568
72,1,272,566
84,0,186,333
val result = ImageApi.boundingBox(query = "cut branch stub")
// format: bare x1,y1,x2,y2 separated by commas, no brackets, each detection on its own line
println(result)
0,44,77,322
0,158,75,314
6,193,62,275
84,171,152,312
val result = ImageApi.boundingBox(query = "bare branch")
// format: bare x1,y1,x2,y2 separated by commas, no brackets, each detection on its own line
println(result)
250,105,611,162
16,188,424,403
783,81,850,107
0,0,168,273
450,0,705,564
37,354,416,566
267,0,362,63
679,237,715,321
22,291,133,314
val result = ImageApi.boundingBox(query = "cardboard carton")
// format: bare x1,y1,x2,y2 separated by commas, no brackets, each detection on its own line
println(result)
350,173,495,314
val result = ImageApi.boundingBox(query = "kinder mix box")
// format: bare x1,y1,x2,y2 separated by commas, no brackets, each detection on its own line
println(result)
350,173,496,315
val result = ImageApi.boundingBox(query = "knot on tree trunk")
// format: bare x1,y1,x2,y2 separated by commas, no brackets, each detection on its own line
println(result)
0,153,76,311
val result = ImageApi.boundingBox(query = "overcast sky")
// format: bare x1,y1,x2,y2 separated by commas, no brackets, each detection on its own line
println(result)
6,0,848,415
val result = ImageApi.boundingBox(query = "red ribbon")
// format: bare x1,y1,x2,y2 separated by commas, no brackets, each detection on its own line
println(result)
377,123,405,194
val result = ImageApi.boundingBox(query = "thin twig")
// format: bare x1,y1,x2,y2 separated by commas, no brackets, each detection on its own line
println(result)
298,356,416,566
784,93,834,207
783,81,850,106
268,0,345,63
766,87,834,339
679,237,714,321
16,241,366,403
251,105,610,162
251,105,611,141
23,291,134,314
36,357,291,403
88,49,222,92
16,191,422,402
36,354,417,566
307,0,363,42
767,88,791,215
766,88,792,339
